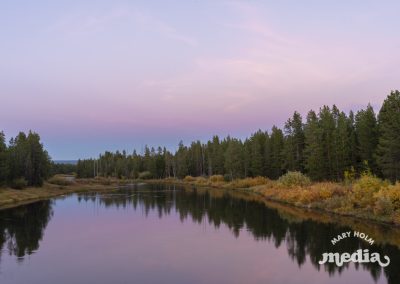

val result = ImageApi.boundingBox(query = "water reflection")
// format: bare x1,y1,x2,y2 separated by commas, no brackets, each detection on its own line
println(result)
0,183,399,284
0,201,53,258
80,184,399,284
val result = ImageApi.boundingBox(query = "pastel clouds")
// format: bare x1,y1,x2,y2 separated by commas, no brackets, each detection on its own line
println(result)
0,0,399,159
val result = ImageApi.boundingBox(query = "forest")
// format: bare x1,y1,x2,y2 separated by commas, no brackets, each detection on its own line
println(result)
0,131,50,188
76,90,400,183
0,91,398,188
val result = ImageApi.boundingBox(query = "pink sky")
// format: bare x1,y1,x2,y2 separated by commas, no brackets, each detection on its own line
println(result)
1,1,399,159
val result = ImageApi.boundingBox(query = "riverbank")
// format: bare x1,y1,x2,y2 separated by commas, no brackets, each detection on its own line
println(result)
0,178,119,210
1,173,399,227
145,173,400,226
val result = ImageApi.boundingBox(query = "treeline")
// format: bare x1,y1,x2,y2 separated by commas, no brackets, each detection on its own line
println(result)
76,90,400,182
0,131,51,188
49,162,77,176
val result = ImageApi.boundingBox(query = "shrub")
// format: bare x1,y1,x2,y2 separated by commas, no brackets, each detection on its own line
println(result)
10,178,28,189
183,175,196,182
351,173,386,208
374,195,394,216
209,175,224,182
386,183,400,210
393,210,400,224
371,183,400,211
229,177,270,188
194,176,209,185
48,176,73,186
297,189,317,204
138,171,153,180
278,171,311,188
325,196,346,210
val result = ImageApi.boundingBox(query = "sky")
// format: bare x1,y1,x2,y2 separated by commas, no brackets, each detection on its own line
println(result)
1,0,399,160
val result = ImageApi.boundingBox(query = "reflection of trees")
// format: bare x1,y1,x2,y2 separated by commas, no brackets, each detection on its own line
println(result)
0,201,53,259
79,184,399,284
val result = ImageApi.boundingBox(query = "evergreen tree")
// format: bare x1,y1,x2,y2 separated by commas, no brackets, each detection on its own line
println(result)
25,131,50,186
224,138,244,180
249,130,267,176
207,136,224,175
304,110,324,180
355,104,378,173
243,138,252,177
376,90,400,181
0,131,8,185
266,126,284,179
175,141,189,178
348,111,359,172
319,106,336,180
69,91,400,183
332,107,352,180
283,112,304,172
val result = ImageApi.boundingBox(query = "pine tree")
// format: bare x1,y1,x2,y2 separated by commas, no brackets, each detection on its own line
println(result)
175,141,189,178
243,138,252,177
319,106,336,180
332,109,352,180
355,104,378,173
283,112,304,172
224,138,244,180
25,131,50,186
0,131,8,185
348,111,359,172
266,126,284,179
376,90,400,181
304,110,324,180
249,130,267,176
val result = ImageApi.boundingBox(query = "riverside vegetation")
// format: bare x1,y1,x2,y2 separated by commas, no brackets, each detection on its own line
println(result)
0,91,400,225
157,171,400,225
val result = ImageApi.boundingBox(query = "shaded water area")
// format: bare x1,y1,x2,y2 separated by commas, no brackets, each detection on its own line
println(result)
0,183,399,284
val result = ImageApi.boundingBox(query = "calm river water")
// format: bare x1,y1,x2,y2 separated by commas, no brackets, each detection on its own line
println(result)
0,183,399,284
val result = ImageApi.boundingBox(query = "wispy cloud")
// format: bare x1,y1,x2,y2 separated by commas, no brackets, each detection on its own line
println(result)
45,6,197,46
132,11,198,47
44,8,130,36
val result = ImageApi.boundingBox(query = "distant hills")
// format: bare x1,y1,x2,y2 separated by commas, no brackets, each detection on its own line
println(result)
53,160,78,165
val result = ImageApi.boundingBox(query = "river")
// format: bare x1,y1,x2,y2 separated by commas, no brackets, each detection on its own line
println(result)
0,183,398,284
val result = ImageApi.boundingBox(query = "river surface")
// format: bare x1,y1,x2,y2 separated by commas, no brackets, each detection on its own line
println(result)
0,183,399,284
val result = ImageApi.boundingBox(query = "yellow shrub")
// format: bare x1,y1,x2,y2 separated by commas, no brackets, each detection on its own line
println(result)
278,171,311,188
373,195,394,216
372,183,400,211
229,177,270,188
209,175,224,182
319,186,334,199
351,174,387,208
184,176,196,182
194,177,209,185
392,210,400,225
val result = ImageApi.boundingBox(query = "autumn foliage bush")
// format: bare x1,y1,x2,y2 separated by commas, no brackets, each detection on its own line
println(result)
278,171,312,188
229,177,270,188
351,173,388,208
183,175,196,182
209,175,224,182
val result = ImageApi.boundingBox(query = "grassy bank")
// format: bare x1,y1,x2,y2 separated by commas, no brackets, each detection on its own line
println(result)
146,172,400,226
0,176,120,210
